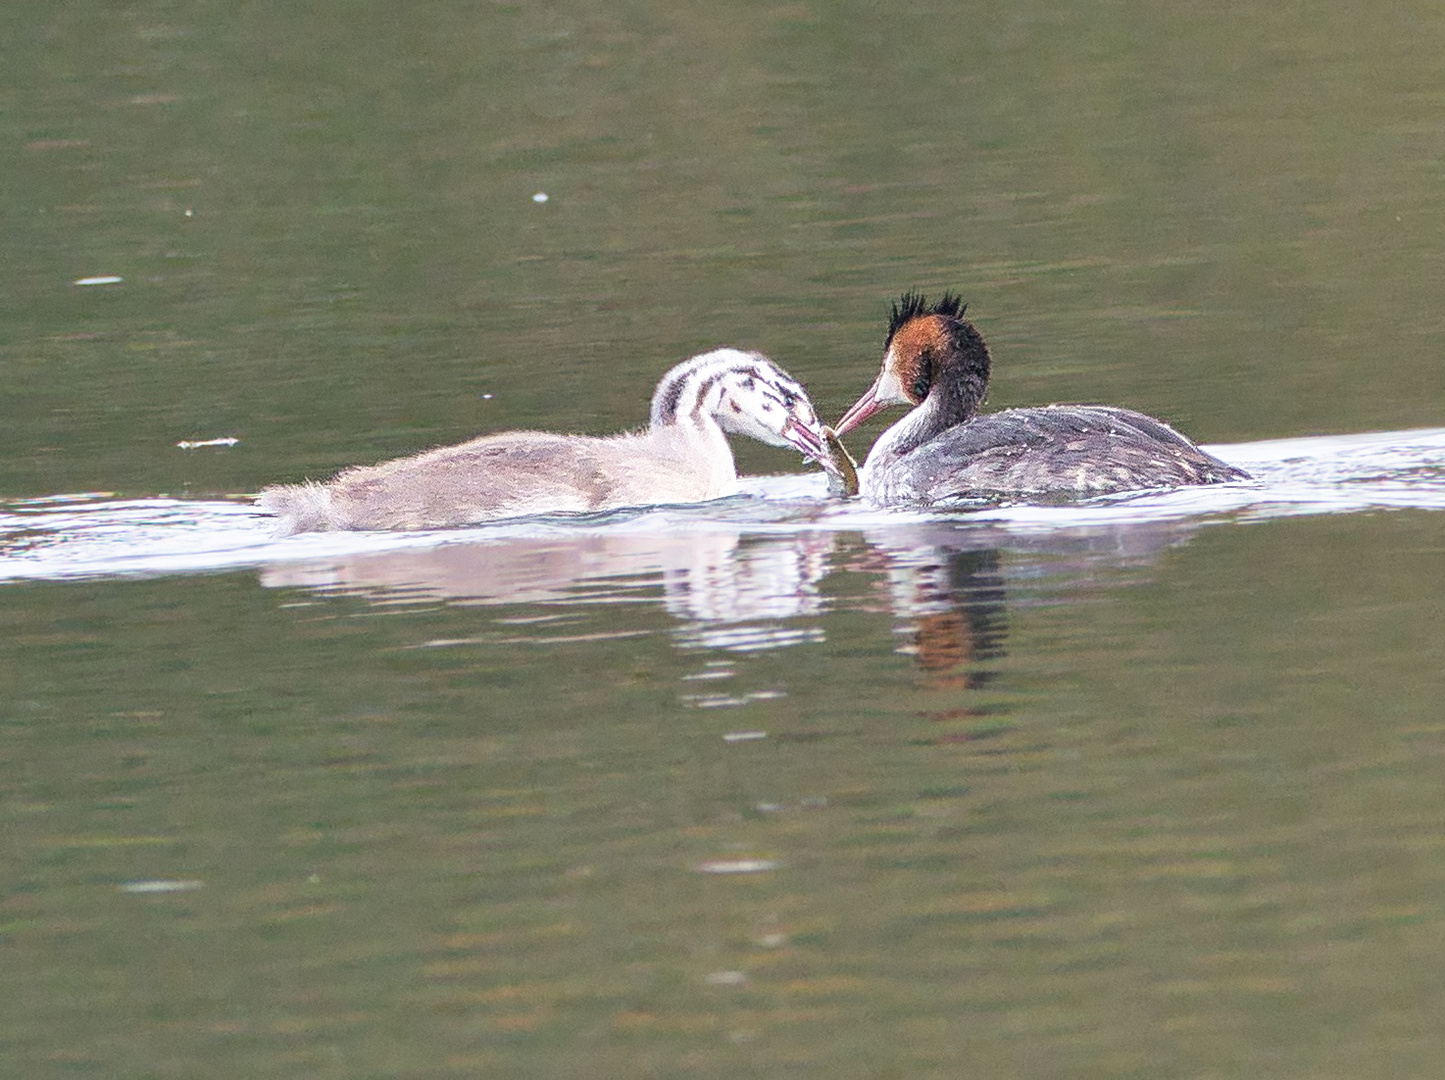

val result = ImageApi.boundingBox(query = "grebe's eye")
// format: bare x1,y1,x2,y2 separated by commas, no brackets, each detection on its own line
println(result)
910,355,932,402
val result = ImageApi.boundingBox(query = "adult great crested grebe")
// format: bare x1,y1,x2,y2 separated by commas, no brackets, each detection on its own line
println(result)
258,348,833,534
833,292,1250,505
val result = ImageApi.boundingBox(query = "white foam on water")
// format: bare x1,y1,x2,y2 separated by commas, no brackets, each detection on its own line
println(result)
3,427,1444,585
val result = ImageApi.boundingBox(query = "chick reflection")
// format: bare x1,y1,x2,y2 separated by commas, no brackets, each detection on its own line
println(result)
664,531,834,651
259,528,834,648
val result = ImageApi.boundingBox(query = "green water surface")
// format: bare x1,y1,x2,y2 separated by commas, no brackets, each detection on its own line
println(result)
4,2,1445,1077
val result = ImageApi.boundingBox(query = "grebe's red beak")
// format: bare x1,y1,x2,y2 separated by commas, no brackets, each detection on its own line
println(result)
833,376,890,437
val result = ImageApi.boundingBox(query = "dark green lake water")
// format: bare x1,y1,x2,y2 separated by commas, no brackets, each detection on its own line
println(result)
5,2,1445,1077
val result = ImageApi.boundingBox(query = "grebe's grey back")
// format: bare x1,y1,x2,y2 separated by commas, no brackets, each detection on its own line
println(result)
833,293,1249,505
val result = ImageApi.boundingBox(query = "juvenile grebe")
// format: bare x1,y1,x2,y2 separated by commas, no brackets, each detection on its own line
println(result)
258,348,832,534
833,293,1250,505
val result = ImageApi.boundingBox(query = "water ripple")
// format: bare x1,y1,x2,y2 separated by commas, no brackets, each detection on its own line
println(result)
3,427,1444,586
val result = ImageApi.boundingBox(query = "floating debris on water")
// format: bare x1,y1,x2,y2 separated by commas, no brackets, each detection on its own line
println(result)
704,970,748,986
119,879,204,894
694,858,780,874
176,437,239,449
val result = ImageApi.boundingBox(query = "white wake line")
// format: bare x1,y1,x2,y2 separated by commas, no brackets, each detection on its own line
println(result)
3,426,1445,582
1209,425,1445,463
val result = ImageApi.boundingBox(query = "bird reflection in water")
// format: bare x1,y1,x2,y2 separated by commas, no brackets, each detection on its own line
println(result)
258,515,1209,684
662,532,834,651
259,527,836,651
852,527,1012,743
855,519,1211,742
887,549,1009,689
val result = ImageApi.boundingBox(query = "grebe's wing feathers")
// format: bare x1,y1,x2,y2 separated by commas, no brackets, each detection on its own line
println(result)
884,406,1246,504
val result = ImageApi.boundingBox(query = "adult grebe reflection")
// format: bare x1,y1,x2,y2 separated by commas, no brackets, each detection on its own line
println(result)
855,518,1211,738
259,526,835,647
858,526,1009,693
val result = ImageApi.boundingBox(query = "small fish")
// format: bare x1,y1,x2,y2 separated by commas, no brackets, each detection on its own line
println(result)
822,425,859,497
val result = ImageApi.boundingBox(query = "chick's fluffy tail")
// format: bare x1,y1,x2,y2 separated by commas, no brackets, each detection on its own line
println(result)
256,482,341,535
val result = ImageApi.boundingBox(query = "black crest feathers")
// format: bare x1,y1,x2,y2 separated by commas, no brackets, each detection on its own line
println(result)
886,291,967,344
